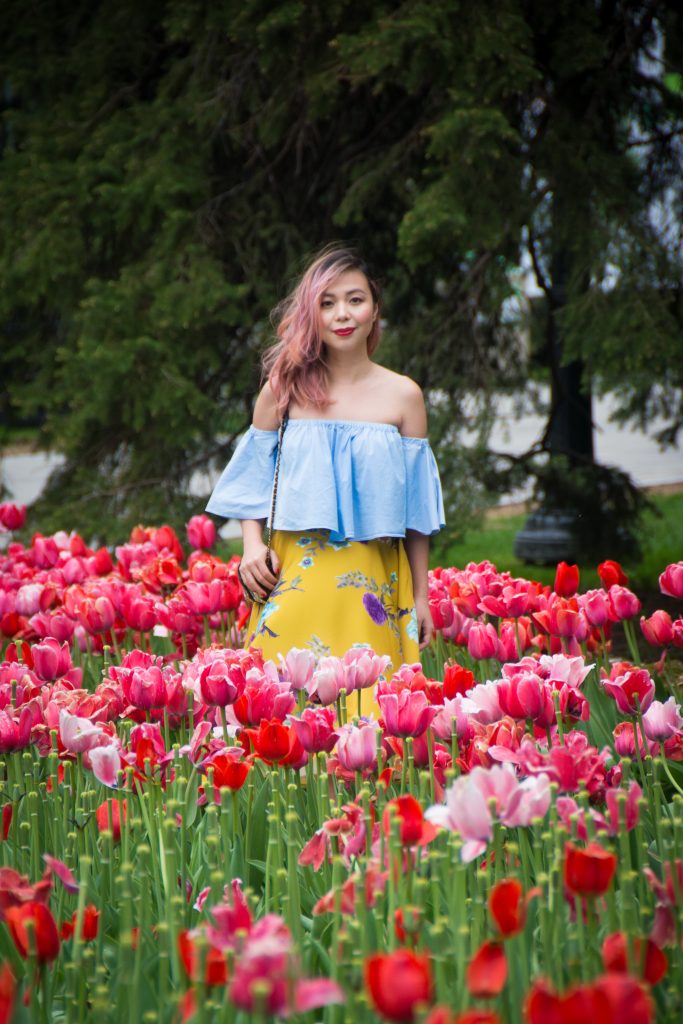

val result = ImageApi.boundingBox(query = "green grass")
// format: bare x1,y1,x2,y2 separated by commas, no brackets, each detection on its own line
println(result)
433,491,683,589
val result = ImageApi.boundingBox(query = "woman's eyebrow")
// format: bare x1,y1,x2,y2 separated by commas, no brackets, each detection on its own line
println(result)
321,288,367,298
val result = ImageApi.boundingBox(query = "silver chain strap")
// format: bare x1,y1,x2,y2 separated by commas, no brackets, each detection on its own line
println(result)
264,410,289,570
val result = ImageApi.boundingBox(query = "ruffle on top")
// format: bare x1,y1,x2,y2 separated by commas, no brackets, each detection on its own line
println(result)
205,419,446,541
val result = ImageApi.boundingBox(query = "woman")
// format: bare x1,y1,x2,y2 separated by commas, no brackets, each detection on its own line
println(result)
206,246,445,714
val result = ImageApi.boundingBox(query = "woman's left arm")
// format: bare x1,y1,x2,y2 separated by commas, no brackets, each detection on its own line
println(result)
400,379,433,650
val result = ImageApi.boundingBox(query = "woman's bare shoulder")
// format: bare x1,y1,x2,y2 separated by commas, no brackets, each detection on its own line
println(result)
252,381,280,430
374,367,427,436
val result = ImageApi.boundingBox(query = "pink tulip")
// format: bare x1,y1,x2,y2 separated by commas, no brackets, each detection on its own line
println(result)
342,648,391,691
199,662,241,707
119,588,159,631
497,670,555,728
186,514,216,551
580,589,611,628
32,638,74,682
659,561,683,599
642,697,683,741
500,773,551,827
180,581,223,616
673,619,683,649
289,707,338,754
425,768,495,862
279,648,316,691
234,672,295,726
125,665,168,710
59,710,104,754
379,690,439,738
613,721,657,759
15,584,43,617
602,781,642,835
0,707,32,753
335,720,379,771
467,622,499,660
89,744,122,787
460,680,503,725
431,696,470,741
608,585,642,621
602,667,655,715
640,610,674,647
77,595,116,634
28,610,75,644
307,657,346,704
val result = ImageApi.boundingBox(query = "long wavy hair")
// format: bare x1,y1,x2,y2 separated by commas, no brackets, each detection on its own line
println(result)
263,245,382,414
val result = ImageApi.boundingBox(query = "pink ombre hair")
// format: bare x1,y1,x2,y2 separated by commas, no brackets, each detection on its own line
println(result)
263,245,382,414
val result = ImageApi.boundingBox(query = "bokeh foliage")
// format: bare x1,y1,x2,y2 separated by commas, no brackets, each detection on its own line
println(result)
1,1,681,545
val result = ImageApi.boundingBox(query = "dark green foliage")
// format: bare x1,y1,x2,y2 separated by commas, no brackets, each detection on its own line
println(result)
1,1,681,548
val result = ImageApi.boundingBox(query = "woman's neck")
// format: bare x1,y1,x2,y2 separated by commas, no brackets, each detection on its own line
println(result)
323,348,375,387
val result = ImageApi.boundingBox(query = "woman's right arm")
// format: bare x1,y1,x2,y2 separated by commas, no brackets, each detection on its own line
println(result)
238,383,282,601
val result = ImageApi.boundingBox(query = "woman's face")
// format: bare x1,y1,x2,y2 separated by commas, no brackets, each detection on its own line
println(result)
318,269,377,353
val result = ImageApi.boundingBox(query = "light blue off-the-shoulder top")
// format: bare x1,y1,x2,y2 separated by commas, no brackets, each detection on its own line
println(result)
205,419,445,542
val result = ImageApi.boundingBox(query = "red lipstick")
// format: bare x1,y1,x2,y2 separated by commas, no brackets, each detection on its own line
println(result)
333,328,354,336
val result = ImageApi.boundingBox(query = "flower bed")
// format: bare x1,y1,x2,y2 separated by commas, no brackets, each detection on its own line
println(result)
0,505,682,1023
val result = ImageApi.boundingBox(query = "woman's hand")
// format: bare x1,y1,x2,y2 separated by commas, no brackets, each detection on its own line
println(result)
239,539,281,602
415,594,434,650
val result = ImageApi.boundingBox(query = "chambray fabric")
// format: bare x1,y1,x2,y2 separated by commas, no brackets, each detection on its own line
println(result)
205,418,445,541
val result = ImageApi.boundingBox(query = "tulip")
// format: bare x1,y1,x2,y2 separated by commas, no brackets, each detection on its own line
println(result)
602,667,655,715
246,719,293,762
467,622,499,660
601,931,667,985
659,560,683,599
203,749,251,792
199,661,241,707
186,514,216,550
443,662,475,699
89,744,122,788
289,706,338,753
95,799,127,842
307,656,346,703
489,879,527,938
430,696,470,741
59,709,104,754
343,647,391,691
336,720,380,771
380,690,439,738
642,697,683,741
672,618,683,648
598,559,628,588
0,503,26,531
613,721,657,759
591,974,654,1023
554,562,579,597
279,647,316,691
466,941,507,998
5,901,60,962
564,841,617,897
61,905,100,942
2,804,12,841
31,637,73,681
608,585,641,621
365,949,433,1022
0,707,32,754
524,980,598,1023
382,795,438,847
640,609,673,647
497,671,555,728
580,588,611,628
126,665,168,710
178,929,228,985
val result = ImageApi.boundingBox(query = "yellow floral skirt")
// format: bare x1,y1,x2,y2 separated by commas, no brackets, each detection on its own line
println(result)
246,529,419,716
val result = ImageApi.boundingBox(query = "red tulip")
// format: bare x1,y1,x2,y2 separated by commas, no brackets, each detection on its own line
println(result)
592,973,653,1024
598,560,628,588
95,799,127,843
61,904,100,942
426,1011,500,1024
204,749,251,792
1,805,12,842
489,878,529,938
365,949,433,1022
0,504,26,530
564,841,617,897
554,562,580,598
443,663,475,699
178,929,228,985
524,979,598,1023
466,941,507,998
5,901,60,962
245,719,294,763
601,931,668,986
467,622,499,660
382,795,438,847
